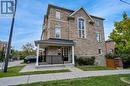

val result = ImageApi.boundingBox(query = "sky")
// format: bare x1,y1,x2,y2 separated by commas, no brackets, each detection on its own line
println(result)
0,0,130,50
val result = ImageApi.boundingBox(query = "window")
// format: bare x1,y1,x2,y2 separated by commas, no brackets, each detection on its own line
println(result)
98,49,102,54
109,49,114,53
55,27,61,38
95,19,100,27
78,18,85,38
96,32,101,42
56,11,60,19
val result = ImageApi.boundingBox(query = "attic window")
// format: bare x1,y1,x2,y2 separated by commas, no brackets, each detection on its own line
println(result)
56,11,60,19
95,19,100,26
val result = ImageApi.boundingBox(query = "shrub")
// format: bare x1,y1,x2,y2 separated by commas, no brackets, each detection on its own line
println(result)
121,54,130,68
75,56,95,66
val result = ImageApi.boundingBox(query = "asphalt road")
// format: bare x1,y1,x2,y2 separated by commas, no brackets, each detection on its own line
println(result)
0,60,23,70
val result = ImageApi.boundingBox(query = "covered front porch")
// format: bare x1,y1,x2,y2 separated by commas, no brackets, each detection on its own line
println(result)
35,38,75,66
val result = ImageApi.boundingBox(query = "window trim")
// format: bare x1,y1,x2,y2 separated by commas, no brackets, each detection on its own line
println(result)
77,17,86,38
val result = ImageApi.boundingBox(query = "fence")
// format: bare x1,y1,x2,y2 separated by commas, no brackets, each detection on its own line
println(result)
106,58,123,69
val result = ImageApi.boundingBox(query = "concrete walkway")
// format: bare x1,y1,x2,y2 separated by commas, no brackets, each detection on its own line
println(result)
20,63,82,72
0,70,130,86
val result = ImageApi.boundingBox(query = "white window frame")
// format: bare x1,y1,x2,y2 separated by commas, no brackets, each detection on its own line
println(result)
77,17,86,38
55,26,61,38
96,32,101,42
56,11,60,19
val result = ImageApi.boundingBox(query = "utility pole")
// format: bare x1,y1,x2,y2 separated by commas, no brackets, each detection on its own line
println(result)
3,0,17,72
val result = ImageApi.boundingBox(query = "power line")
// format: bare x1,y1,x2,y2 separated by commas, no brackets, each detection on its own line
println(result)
120,0,130,5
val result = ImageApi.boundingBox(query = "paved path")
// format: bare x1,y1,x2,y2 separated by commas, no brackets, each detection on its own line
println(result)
0,70,130,86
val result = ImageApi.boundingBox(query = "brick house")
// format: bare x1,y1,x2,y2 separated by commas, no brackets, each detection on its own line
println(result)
35,4,106,66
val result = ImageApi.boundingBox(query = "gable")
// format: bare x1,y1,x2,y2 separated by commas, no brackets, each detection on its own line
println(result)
69,7,94,22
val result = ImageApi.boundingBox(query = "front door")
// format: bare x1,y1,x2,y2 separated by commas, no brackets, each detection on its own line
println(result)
62,47,69,61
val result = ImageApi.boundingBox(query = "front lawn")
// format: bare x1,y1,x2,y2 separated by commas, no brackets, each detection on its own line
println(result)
17,74,130,86
77,66,115,71
0,66,24,78
0,66,70,78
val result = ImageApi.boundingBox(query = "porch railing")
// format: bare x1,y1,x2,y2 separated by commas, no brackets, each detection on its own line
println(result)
46,55,64,64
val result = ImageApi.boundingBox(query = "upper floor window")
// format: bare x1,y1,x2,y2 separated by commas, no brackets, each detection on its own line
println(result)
56,11,60,19
96,32,101,42
78,18,86,38
95,19,100,27
55,27,61,38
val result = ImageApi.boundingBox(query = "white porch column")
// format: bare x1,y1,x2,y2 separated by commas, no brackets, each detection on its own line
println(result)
72,46,75,65
36,44,39,66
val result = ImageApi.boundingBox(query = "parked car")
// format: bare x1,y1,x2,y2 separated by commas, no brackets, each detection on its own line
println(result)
24,56,42,63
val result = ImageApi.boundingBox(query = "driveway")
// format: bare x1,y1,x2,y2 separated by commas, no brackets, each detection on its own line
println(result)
0,69,130,86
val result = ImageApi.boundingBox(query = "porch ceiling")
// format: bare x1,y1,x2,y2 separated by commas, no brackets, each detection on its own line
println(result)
35,38,75,47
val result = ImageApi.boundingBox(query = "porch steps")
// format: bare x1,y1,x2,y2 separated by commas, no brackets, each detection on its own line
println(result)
36,63,74,68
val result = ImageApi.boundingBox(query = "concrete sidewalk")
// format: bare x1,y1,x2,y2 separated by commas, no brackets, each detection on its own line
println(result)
0,70,130,86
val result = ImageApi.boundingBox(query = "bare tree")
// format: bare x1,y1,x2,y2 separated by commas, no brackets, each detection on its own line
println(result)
22,42,34,52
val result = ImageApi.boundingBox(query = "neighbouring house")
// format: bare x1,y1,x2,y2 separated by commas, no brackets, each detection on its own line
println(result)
105,39,115,54
0,40,7,50
0,40,7,61
35,4,106,66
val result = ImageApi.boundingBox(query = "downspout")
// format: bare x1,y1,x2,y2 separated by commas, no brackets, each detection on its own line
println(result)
68,18,70,40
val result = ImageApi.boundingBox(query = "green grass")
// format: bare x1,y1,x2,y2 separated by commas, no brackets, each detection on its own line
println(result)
17,74,130,86
77,66,115,71
0,66,24,78
0,66,70,78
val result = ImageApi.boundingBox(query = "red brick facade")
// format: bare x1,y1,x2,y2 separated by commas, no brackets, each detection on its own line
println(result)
105,40,115,54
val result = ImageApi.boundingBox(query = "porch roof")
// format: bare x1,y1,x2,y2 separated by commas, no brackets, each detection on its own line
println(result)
35,38,75,47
